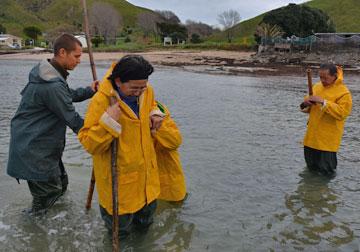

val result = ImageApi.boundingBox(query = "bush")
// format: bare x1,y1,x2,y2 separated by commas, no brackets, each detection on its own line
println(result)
262,4,335,38
190,33,202,44
91,36,104,48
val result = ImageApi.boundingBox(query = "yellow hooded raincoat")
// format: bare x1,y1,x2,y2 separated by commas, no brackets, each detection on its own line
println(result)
78,64,162,215
303,68,352,152
153,102,186,201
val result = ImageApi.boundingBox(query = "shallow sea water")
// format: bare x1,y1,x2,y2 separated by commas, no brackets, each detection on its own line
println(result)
0,60,360,251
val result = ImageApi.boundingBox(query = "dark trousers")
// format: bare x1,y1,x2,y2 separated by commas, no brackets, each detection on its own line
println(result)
100,200,157,239
26,159,68,213
304,146,337,176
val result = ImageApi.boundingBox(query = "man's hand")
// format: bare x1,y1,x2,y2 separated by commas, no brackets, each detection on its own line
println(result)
150,115,164,131
106,103,121,121
90,80,100,92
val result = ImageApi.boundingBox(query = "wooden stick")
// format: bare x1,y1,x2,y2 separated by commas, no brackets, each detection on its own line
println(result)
85,170,95,210
306,68,313,96
82,2,119,250
82,0,97,211
81,0,97,81
111,139,120,251
109,96,120,251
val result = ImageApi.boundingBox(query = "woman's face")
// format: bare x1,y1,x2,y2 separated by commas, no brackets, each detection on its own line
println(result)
319,69,337,87
116,78,148,97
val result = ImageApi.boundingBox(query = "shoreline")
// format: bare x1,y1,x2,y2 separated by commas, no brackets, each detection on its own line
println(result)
1,50,359,77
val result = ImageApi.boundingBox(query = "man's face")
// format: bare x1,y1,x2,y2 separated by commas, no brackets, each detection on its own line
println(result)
61,44,82,70
319,69,337,87
118,79,148,97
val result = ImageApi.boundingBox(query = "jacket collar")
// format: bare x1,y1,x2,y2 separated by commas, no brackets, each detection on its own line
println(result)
38,59,66,83
49,58,69,80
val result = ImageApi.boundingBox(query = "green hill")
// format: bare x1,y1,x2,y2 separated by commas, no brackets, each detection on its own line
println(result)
306,0,360,32
0,0,153,36
211,0,360,43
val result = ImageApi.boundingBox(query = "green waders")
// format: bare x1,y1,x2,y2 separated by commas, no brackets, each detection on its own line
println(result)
26,159,68,214
99,200,157,239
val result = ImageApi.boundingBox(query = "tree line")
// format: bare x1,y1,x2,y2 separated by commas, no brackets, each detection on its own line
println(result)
1,2,241,47
1,2,336,48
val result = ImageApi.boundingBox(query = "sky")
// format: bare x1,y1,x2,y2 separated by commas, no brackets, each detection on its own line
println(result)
126,0,308,27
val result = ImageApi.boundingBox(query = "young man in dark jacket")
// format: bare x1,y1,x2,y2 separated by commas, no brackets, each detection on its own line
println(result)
7,33,98,214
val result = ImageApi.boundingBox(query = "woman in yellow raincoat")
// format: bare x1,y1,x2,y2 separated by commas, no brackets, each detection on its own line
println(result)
78,55,165,236
301,64,352,176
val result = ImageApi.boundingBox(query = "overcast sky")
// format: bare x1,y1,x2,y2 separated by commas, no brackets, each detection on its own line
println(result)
126,0,308,27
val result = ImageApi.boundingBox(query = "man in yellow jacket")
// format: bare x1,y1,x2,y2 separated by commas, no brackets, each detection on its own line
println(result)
78,55,165,237
301,63,352,176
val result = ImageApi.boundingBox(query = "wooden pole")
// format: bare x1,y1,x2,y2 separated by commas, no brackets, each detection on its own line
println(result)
306,68,313,96
81,0,119,251
82,0,97,211
85,170,95,210
111,139,120,251
81,0,97,81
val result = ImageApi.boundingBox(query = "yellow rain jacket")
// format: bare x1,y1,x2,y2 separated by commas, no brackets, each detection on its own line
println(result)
78,64,163,215
303,69,352,152
153,102,186,201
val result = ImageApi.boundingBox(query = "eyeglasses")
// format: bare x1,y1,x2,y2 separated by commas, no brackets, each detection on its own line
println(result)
128,86,147,91
127,84,147,93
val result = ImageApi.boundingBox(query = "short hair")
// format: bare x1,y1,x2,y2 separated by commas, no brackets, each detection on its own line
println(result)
319,63,338,76
53,33,82,56
108,55,154,83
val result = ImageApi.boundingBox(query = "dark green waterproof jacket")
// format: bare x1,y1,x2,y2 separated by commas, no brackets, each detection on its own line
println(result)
7,60,94,181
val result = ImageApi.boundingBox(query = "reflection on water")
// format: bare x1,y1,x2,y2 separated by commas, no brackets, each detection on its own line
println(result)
0,196,194,251
276,170,354,250
124,201,195,252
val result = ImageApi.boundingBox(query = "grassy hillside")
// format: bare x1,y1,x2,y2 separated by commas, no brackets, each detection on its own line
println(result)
0,0,153,36
0,0,44,36
306,0,360,32
211,0,360,43
209,14,264,44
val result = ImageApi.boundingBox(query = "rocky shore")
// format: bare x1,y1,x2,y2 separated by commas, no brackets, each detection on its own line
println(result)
1,49,359,77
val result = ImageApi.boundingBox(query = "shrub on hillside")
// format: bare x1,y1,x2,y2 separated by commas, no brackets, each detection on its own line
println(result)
261,4,335,38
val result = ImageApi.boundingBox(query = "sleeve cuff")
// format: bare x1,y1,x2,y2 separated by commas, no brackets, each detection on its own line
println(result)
150,109,165,118
321,99,327,110
99,112,121,137
301,107,310,113
87,86,95,97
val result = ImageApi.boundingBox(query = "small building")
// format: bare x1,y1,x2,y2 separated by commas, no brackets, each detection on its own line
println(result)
0,34,23,49
163,36,172,46
74,34,88,48
176,38,186,45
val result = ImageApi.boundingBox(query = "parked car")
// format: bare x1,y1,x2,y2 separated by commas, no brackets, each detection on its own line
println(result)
9,43,21,49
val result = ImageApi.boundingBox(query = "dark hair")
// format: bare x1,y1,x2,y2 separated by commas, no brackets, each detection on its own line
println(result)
108,55,154,83
320,63,337,76
53,33,82,56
